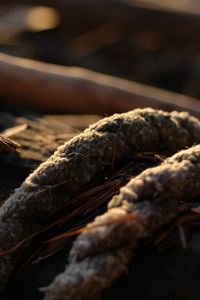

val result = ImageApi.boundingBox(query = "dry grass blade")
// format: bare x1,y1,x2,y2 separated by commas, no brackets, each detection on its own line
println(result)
45,213,138,244
2,123,28,138
0,135,19,153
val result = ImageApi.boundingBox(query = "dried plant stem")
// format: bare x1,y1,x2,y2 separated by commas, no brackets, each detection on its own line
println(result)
0,108,200,289
43,145,200,300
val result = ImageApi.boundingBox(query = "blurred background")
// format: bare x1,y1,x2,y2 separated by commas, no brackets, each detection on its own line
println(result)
1,0,200,99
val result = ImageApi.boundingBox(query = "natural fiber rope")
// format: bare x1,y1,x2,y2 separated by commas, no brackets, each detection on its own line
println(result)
43,145,200,300
0,108,200,292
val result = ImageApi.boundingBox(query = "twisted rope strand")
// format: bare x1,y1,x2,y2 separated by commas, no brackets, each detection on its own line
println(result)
44,145,200,300
0,108,199,289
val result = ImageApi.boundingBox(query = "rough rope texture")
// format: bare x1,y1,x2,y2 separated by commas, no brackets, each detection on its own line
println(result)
0,108,200,289
44,145,200,300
